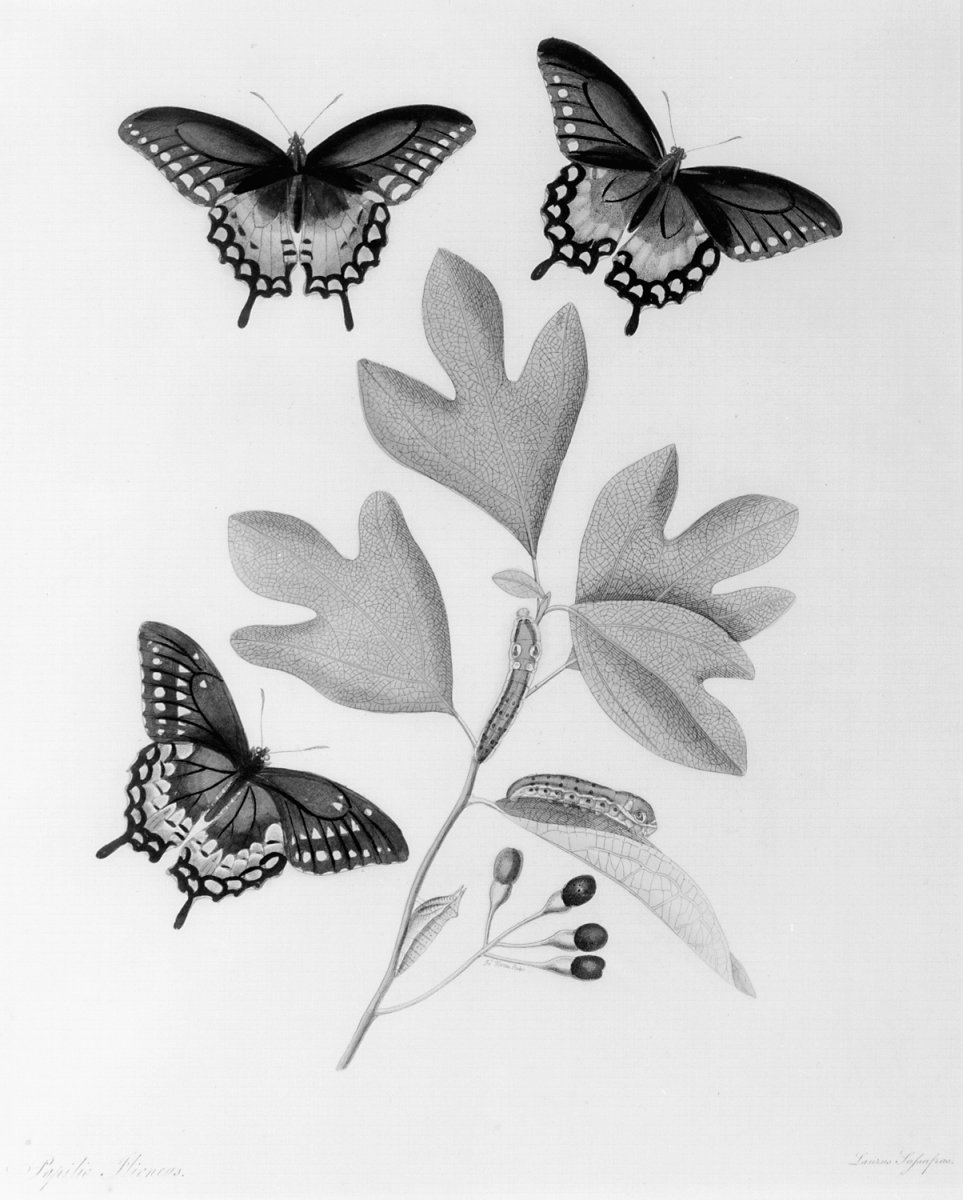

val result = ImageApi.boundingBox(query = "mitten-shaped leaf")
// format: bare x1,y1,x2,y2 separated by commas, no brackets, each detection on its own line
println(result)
570,601,754,775
229,494,454,715
576,445,797,641
359,250,588,556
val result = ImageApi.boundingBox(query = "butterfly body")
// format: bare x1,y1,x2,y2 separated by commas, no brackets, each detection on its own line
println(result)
532,39,842,333
97,623,408,928
119,104,475,330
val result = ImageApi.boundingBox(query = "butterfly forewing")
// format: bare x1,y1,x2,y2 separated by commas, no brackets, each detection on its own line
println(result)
305,106,475,203
139,621,249,760
537,38,665,166
679,166,842,260
119,108,293,206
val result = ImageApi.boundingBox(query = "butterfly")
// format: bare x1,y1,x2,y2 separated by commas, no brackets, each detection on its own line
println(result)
97,622,408,929
531,39,842,334
118,103,476,330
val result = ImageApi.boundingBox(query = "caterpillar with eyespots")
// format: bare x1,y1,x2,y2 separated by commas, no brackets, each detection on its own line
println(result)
475,609,541,763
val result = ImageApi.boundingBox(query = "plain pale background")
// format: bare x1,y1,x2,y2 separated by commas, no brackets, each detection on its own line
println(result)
2,0,960,1196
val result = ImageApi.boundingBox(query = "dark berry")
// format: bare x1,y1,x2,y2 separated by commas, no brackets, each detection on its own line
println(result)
574,922,608,951
561,875,596,907
571,955,605,980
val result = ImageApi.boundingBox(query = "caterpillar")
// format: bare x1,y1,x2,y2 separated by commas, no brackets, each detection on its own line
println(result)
475,609,541,763
502,774,657,838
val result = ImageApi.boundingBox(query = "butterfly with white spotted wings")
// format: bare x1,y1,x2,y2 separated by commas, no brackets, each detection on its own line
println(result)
118,103,475,329
96,622,408,929
531,39,842,334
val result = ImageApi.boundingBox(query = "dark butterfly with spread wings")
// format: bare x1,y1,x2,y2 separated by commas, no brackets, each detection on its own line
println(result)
97,623,408,929
531,39,842,334
118,104,475,329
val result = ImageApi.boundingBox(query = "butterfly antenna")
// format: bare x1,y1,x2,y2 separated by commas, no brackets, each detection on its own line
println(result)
271,745,330,755
301,93,344,138
662,90,679,146
687,135,743,154
250,91,291,137
259,688,266,746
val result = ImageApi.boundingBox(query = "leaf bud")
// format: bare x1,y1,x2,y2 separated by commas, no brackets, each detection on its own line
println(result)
571,955,605,981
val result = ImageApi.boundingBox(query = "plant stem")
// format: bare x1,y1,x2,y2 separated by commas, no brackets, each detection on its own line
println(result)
378,907,548,1015
336,755,480,1070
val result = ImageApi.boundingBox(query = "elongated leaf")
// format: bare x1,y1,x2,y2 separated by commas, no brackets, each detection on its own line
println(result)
492,569,545,599
359,250,587,556
576,445,797,641
397,887,466,974
497,789,753,995
229,493,454,715
570,601,754,775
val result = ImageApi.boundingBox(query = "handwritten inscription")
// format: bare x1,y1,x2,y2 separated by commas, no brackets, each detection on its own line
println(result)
848,1152,954,1176
29,1154,185,1191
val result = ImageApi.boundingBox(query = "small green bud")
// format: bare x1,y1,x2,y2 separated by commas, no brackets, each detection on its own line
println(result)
574,923,608,951
492,847,523,886
571,955,605,980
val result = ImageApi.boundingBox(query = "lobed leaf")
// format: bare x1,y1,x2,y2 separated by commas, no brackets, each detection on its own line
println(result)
497,789,754,995
576,445,797,641
229,493,454,715
397,887,466,974
359,250,588,556
570,601,754,775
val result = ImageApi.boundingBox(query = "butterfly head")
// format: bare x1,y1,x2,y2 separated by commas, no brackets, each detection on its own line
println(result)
245,745,271,775
287,133,307,170
663,146,686,181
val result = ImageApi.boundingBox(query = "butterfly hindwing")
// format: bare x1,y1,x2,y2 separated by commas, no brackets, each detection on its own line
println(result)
604,186,721,333
256,768,410,875
532,163,651,279
168,778,288,929
678,166,842,260
100,741,240,864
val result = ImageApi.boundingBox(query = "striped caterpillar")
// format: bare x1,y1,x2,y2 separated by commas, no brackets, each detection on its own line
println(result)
502,774,657,838
475,609,541,763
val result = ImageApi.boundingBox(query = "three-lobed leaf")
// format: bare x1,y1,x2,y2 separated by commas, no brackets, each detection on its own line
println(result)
570,601,754,775
576,445,798,641
497,787,754,996
229,493,454,715
359,250,588,556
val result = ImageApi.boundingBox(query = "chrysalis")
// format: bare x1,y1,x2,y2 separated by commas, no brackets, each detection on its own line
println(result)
475,609,541,763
